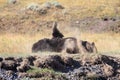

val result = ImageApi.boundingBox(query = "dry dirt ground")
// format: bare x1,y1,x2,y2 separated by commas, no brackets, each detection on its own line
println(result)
0,12,120,34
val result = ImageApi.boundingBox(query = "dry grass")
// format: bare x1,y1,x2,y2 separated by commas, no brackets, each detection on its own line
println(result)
63,29,120,53
0,33,48,54
80,33,120,53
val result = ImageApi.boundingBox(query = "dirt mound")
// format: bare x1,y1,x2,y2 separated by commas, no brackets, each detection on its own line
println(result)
0,54,120,79
65,55,120,80
34,55,80,72
17,59,31,72
1,60,18,71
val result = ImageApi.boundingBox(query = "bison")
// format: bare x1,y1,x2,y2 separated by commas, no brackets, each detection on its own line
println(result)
32,22,98,54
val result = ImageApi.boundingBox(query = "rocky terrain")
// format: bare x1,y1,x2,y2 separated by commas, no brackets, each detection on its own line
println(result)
0,54,120,80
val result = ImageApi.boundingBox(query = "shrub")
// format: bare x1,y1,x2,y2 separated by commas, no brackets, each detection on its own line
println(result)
51,1,64,9
26,3,40,11
7,0,17,4
42,2,52,9
26,3,47,15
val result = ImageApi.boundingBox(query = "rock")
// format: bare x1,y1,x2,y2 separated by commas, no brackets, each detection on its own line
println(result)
102,17,109,21
117,69,120,73
15,57,23,63
37,8,47,15
26,2,48,15
42,2,52,9
17,59,31,72
22,59,30,65
17,64,31,72
33,59,43,67
51,1,64,9
107,74,120,80
0,69,18,80
110,17,116,21
6,70,14,76
86,72,98,78
5,57,15,61
75,21,80,24
26,56,36,66
34,55,66,71
2,60,17,71
0,57,3,62
63,57,80,67
102,63,113,77
28,73,43,78
18,72,28,78
8,0,17,4
0,62,3,68
0,77,3,80
46,58,65,71
26,3,40,11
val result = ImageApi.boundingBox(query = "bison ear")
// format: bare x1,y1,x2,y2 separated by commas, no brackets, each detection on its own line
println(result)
92,42,95,46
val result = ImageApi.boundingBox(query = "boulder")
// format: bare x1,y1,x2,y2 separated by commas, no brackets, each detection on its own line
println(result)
1,60,17,71
17,59,31,72
5,57,15,61
0,57,3,62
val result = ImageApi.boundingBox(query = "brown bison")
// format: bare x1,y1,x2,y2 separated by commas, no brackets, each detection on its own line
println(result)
32,22,98,53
